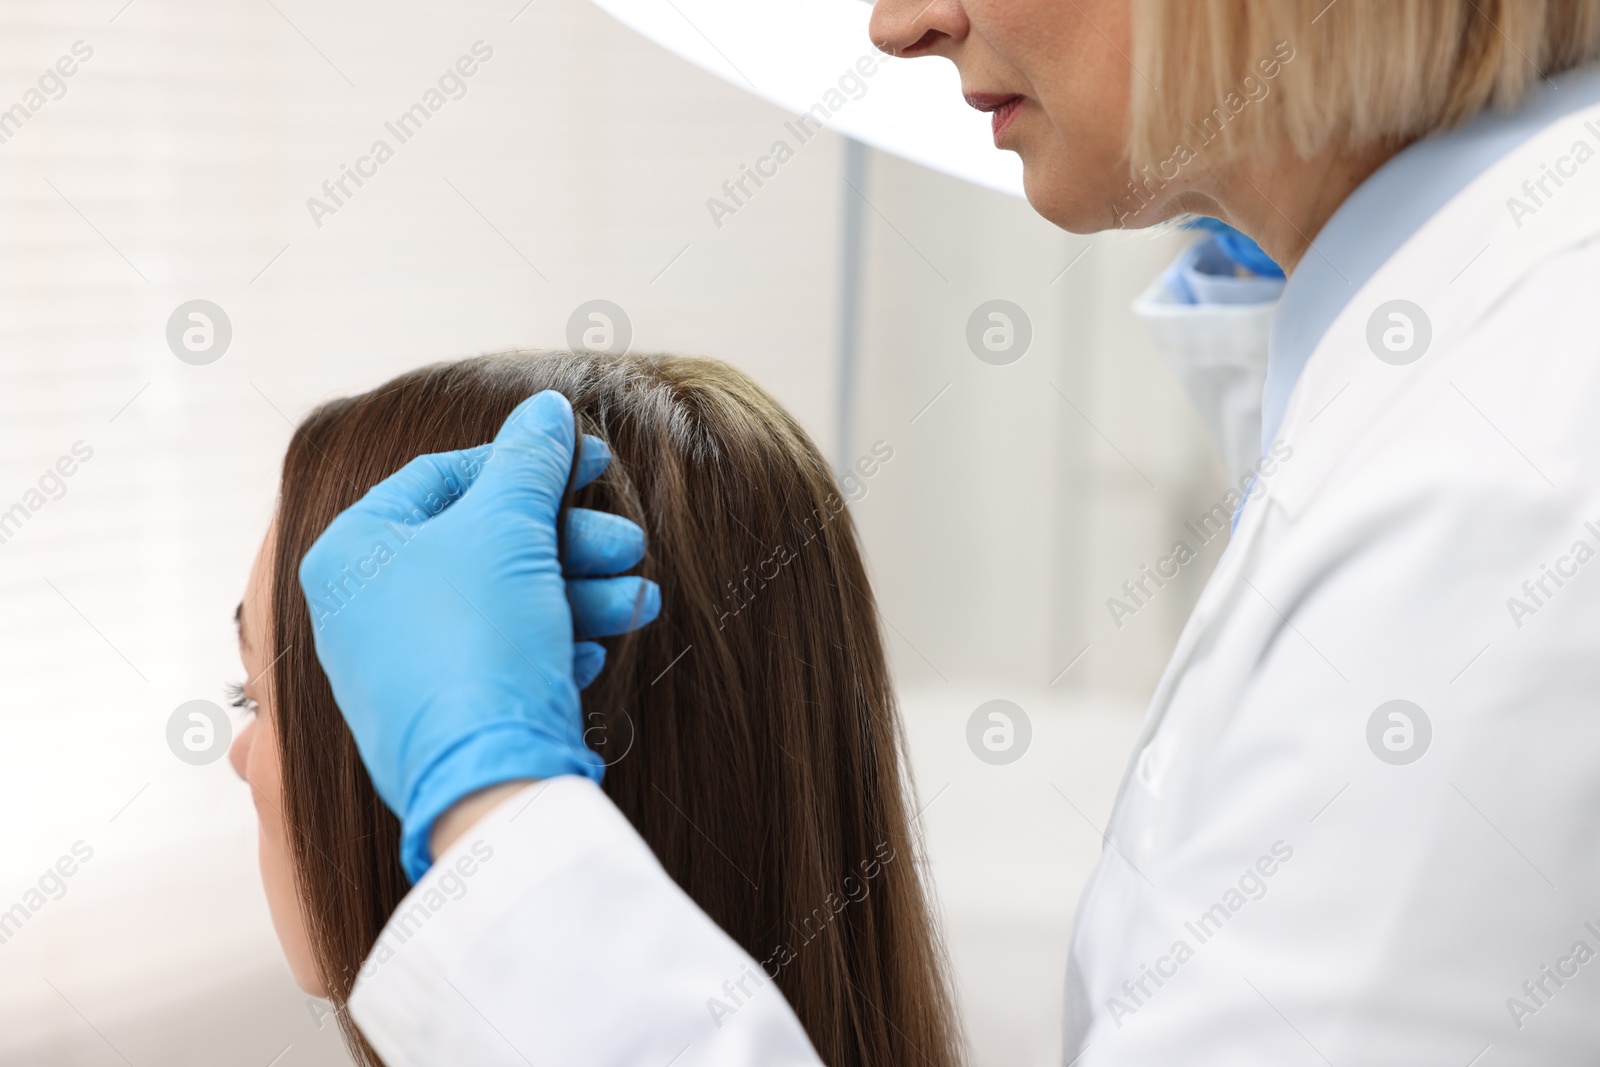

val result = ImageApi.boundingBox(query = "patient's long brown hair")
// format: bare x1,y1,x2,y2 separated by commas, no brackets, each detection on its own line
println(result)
268,352,963,1067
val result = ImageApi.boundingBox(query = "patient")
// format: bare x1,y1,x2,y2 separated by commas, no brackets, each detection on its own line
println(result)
227,352,963,1067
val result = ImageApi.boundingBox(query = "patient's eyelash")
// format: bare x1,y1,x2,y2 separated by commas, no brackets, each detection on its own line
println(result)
226,680,258,717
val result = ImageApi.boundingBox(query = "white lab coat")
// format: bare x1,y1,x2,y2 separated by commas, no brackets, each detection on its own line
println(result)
349,775,823,1065
351,100,1600,1065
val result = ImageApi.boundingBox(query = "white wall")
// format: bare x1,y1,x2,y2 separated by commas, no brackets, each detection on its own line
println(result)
0,2,1229,1064
849,154,1225,699
848,154,1228,1066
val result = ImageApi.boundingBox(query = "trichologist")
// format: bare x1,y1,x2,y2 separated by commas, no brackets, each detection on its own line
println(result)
297,1,1600,1063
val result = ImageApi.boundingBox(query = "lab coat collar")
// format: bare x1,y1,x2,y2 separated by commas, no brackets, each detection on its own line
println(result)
1262,63,1600,454
1260,90,1600,527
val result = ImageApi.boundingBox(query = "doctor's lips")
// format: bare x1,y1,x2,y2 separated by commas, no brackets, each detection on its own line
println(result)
965,92,1026,142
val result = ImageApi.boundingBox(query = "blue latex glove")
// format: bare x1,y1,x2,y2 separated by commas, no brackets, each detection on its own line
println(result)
298,390,660,881
1182,216,1286,278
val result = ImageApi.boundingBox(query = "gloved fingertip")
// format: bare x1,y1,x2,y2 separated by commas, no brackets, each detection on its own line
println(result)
633,579,662,629
562,507,647,576
573,640,607,690
574,435,612,489
498,390,575,451
570,575,662,639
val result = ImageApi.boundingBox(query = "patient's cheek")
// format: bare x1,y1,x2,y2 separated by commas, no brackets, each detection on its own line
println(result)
243,713,323,994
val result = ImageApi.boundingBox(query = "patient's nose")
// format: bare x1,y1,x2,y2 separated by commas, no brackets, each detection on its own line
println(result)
228,718,256,780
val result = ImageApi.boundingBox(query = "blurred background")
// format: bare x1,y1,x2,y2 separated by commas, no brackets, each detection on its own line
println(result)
0,2,1235,1063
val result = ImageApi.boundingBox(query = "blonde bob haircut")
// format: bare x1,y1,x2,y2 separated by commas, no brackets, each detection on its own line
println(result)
1129,0,1600,169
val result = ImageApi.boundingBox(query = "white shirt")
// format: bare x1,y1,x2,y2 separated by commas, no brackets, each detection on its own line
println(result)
351,69,1600,1066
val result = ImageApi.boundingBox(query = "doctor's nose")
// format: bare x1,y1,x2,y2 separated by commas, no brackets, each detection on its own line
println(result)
870,0,969,58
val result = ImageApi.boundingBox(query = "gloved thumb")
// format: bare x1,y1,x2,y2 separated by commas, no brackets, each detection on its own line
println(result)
472,390,577,521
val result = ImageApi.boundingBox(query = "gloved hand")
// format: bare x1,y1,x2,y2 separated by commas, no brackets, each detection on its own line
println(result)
298,390,660,882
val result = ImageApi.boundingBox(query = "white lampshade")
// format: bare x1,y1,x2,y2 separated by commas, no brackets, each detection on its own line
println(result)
588,0,1026,197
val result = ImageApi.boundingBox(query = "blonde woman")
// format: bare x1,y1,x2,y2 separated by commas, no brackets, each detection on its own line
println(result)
291,2,1600,1064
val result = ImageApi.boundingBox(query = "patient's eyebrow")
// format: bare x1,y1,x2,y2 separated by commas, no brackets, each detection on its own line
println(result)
235,601,249,651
